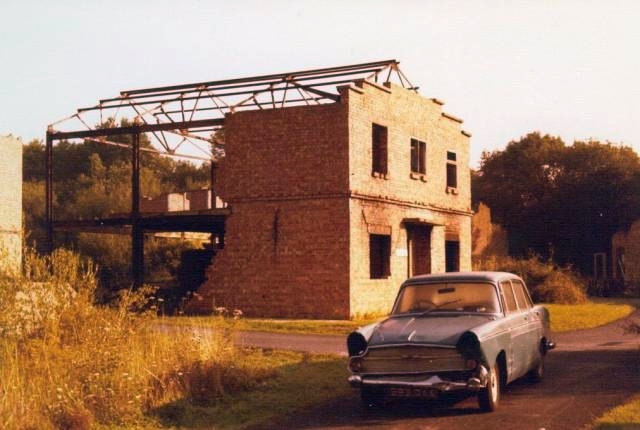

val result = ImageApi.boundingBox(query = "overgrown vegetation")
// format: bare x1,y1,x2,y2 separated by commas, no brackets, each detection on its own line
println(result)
0,248,283,429
23,134,211,294
475,254,588,304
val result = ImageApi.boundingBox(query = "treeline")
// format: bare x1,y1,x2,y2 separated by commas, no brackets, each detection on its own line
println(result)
473,132,640,274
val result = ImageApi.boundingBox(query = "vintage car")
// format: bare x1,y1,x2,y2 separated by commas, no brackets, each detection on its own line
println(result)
347,271,555,411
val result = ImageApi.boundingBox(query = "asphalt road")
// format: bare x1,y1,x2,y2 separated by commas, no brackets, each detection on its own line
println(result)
236,311,640,430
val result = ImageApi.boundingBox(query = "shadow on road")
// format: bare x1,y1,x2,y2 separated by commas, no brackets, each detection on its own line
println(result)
252,348,640,430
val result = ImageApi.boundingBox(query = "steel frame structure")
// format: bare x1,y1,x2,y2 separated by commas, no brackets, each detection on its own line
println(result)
45,59,416,287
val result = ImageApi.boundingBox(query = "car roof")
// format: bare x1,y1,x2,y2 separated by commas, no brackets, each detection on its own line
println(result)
402,271,521,286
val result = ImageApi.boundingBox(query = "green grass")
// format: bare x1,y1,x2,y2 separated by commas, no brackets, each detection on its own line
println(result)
143,351,349,429
161,314,383,336
165,299,637,335
594,395,640,429
545,299,636,332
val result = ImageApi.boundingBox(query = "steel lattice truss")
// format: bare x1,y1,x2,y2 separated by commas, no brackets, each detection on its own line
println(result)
47,59,416,161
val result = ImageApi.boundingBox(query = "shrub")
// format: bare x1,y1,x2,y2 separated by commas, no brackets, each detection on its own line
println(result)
533,270,588,304
475,255,587,304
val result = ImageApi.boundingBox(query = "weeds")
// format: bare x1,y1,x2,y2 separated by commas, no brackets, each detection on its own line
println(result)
0,248,262,429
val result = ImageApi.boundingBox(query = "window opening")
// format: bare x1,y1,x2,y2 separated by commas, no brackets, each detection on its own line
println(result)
370,234,391,279
372,124,388,176
410,138,426,174
446,151,457,189
445,240,460,272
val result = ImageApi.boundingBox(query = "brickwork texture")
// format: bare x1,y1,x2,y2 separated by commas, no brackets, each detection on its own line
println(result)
0,135,22,272
190,80,472,318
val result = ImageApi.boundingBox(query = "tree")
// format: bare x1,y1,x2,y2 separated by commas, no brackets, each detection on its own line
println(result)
473,132,566,257
473,132,640,274
546,141,640,271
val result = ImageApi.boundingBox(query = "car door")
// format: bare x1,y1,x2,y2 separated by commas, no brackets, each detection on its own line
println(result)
499,279,535,381
511,279,543,369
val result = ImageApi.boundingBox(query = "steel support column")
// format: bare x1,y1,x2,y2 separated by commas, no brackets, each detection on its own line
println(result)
209,160,224,248
210,160,217,204
45,131,54,253
131,130,144,288
209,160,225,248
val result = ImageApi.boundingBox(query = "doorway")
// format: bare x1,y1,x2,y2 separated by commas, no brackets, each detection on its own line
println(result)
407,224,431,277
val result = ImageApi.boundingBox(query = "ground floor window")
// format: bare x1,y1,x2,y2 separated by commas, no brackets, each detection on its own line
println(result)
370,234,391,279
445,240,460,272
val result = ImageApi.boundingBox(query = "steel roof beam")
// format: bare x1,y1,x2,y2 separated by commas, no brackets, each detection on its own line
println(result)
47,117,225,140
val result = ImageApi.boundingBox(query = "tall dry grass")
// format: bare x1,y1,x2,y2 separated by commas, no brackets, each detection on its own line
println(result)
0,248,266,429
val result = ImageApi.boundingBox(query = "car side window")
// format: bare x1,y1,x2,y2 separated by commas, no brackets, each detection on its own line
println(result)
500,280,518,314
511,279,533,310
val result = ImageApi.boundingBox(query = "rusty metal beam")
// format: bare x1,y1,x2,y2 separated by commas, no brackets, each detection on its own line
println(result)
52,209,229,232
48,117,225,140
45,131,54,253
118,59,397,98
131,131,144,289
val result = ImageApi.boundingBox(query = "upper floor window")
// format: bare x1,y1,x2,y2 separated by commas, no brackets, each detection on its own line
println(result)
446,151,457,189
410,139,426,174
372,124,388,176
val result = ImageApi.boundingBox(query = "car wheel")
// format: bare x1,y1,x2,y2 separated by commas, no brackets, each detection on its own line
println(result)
478,361,500,412
527,356,545,382
361,386,385,407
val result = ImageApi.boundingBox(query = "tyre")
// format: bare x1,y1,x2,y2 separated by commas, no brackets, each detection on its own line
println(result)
478,360,500,412
527,356,545,383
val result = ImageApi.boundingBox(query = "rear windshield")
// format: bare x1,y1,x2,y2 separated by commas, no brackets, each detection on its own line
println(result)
392,282,501,315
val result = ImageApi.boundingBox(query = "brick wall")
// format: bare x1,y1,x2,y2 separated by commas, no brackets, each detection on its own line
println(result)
612,222,640,282
141,192,189,212
194,199,351,318
187,189,211,210
472,202,508,261
218,103,349,200
343,81,471,214
0,135,22,272
190,103,353,318
344,82,472,315
191,79,473,318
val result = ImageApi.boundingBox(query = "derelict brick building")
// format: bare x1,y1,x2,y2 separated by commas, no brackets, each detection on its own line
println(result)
190,79,472,318
45,60,472,319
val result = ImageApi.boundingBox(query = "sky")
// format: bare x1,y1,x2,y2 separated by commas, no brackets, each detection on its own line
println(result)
1,0,639,168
